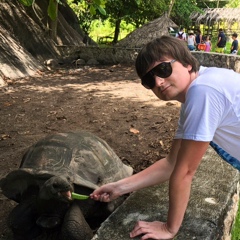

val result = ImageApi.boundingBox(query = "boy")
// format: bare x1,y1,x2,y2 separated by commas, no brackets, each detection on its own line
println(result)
231,32,238,55
91,36,240,240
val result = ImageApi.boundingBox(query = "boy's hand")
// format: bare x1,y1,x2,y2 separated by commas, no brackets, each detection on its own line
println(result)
130,221,176,240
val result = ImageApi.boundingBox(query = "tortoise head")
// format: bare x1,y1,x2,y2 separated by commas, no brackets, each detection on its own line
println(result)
36,176,74,229
38,176,74,203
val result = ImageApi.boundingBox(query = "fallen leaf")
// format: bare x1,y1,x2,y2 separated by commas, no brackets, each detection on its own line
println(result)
130,128,140,134
1,134,11,140
23,98,31,103
3,102,12,106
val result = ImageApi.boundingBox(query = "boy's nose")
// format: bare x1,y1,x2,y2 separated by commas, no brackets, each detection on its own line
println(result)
154,76,165,86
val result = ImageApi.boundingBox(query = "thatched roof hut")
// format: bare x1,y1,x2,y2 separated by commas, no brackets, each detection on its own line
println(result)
190,8,240,25
117,14,178,48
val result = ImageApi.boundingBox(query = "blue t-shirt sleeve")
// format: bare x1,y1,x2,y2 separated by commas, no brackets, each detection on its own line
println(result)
175,85,226,141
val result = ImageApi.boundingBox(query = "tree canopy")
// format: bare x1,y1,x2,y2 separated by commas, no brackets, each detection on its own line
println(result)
19,0,234,43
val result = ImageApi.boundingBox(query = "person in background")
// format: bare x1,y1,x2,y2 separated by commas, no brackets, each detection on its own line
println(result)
175,27,187,41
230,33,238,55
195,29,202,50
187,30,196,51
204,35,212,52
91,35,240,240
216,28,226,53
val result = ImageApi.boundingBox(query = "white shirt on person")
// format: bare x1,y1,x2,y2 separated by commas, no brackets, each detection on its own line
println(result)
175,66,240,160
176,31,187,41
187,35,195,46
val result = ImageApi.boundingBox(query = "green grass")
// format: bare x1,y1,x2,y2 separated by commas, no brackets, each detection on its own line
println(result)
210,36,228,53
89,19,135,44
231,199,240,240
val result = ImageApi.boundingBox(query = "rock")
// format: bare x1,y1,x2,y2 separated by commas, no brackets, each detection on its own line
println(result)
86,59,99,65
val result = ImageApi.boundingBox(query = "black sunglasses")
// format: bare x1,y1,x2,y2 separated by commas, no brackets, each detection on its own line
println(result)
141,60,176,89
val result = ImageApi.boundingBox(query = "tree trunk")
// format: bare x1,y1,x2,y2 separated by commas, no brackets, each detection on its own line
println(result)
113,18,121,44
48,0,58,42
49,18,58,42
168,0,175,17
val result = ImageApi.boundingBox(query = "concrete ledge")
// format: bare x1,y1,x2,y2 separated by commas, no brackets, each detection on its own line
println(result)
92,147,239,240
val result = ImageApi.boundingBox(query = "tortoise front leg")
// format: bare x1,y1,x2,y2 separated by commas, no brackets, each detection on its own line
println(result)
8,198,42,240
60,202,93,240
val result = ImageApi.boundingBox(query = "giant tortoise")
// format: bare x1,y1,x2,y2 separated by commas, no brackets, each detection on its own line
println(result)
0,131,133,240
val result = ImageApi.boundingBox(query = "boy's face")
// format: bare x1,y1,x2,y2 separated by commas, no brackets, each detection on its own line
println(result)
232,36,236,40
146,59,194,103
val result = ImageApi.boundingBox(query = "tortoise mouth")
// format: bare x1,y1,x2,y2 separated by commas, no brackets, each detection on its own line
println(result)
60,190,72,201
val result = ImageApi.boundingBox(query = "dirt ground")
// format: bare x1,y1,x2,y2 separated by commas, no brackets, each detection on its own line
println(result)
0,64,180,239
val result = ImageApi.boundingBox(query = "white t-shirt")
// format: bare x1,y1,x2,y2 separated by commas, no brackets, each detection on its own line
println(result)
176,31,186,40
187,36,195,46
175,66,240,160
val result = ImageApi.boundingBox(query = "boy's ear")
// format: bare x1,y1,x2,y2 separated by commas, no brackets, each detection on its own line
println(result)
187,65,192,72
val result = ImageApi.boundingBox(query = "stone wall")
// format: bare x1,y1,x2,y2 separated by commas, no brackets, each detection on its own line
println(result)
61,46,139,65
63,45,240,73
192,51,240,73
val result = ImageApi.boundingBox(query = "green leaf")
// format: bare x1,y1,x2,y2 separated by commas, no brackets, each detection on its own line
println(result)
94,0,101,5
97,5,106,15
17,0,33,6
90,5,96,15
135,0,140,5
48,0,58,20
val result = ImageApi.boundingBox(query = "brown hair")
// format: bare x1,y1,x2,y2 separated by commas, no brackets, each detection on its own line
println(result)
135,35,200,78
232,32,238,38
